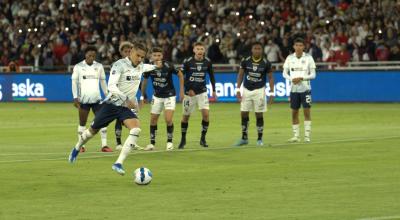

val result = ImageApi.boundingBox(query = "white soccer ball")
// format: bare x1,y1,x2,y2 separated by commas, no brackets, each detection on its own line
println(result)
134,167,152,185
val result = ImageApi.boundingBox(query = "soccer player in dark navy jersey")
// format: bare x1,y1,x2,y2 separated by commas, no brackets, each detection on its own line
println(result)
141,47,184,151
178,42,217,149
235,42,274,146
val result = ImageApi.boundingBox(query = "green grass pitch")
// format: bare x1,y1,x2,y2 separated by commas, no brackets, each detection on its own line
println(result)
0,102,399,220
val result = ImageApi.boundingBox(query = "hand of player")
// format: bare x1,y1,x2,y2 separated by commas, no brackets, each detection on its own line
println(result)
73,98,80,109
126,99,137,109
268,95,274,106
188,90,195,97
236,91,242,102
212,91,217,101
292,78,303,84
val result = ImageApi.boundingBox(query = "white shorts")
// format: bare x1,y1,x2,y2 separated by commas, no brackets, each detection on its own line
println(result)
240,87,267,112
150,96,176,114
183,92,209,116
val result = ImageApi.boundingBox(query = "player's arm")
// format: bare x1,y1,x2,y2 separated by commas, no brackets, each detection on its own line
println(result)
140,73,149,106
267,63,274,105
177,69,185,102
99,65,108,97
282,58,291,81
236,59,246,102
108,63,128,106
208,62,217,100
143,62,162,72
303,57,316,80
71,65,80,108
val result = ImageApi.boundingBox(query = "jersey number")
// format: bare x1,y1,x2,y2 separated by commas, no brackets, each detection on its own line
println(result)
305,95,312,104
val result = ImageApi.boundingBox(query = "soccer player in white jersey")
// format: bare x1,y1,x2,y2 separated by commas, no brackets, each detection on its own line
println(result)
71,46,111,152
235,42,274,146
282,38,316,142
140,47,184,151
68,42,162,175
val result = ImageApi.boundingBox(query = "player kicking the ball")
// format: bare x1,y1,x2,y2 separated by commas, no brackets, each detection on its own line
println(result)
140,47,184,151
178,42,217,149
234,42,274,146
282,38,316,142
68,42,162,175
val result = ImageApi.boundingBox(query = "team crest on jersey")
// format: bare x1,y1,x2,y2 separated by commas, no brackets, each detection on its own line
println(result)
197,65,202,71
252,65,258,71
156,71,162,77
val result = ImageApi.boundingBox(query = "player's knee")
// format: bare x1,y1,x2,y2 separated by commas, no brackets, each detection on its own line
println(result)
182,115,190,122
129,127,141,136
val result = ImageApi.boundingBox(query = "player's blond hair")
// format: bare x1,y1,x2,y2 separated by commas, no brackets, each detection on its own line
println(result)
119,41,134,53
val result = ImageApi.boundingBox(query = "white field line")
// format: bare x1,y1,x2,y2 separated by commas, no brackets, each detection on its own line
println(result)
0,135,399,163
357,216,400,220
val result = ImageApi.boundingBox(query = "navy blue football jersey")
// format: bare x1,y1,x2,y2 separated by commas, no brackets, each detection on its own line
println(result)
182,56,216,95
143,61,178,98
240,56,272,90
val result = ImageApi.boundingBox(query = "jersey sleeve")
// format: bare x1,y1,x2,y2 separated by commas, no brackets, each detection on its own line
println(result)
108,62,127,102
282,57,291,80
143,64,157,72
71,65,79,99
304,56,316,80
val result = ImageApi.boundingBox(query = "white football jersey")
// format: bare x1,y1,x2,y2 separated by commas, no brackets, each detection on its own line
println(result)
283,52,316,93
71,60,107,104
106,57,156,107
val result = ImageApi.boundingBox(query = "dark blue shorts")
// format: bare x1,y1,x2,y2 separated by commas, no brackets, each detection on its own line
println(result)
290,91,312,109
91,103,137,130
80,102,102,113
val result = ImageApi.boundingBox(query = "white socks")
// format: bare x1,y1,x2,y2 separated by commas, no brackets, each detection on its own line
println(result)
100,127,107,147
116,128,141,164
292,124,300,138
75,129,94,150
78,125,86,141
304,121,311,138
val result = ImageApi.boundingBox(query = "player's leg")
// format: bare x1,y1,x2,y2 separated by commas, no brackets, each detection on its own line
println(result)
69,104,117,163
302,91,312,142
93,103,112,152
179,95,195,149
113,116,141,175
289,92,301,142
114,120,123,150
198,92,210,147
164,96,176,150
77,105,90,152
145,96,162,150
234,88,252,146
254,88,267,146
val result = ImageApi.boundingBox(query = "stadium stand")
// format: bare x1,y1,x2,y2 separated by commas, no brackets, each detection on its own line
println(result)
0,0,399,71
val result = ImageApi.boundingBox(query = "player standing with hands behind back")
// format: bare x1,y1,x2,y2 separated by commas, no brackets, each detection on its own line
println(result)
283,38,316,142
235,42,274,146
71,45,111,152
178,42,217,149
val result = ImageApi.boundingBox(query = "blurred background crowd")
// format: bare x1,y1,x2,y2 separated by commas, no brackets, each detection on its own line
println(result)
1,0,400,71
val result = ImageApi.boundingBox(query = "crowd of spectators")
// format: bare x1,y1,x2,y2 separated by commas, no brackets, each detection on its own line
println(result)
0,0,400,71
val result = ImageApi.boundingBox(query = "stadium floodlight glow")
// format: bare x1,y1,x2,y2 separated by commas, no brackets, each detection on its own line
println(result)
65,27,69,31
210,4,213,7
187,11,192,15
40,21,45,26
326,20,330,24
125,2,129,6
205,32,209,36
260,21,265,26
236,32,241,37
249,15,253,19
71,3,75,8
34,28,38,32
378,29,382,34
153,14,157,18
171,7,175,12
18,29,22,33
235,12,240,16
38,44,42,48
191,24,197,28
215,38,220,43
28,28,32,32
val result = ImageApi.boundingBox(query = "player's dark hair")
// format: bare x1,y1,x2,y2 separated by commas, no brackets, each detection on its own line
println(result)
252,41,263,48
294,38,305,45
132,41,148,53
151,47,163,53
193,42,205,47
85,45,97,54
